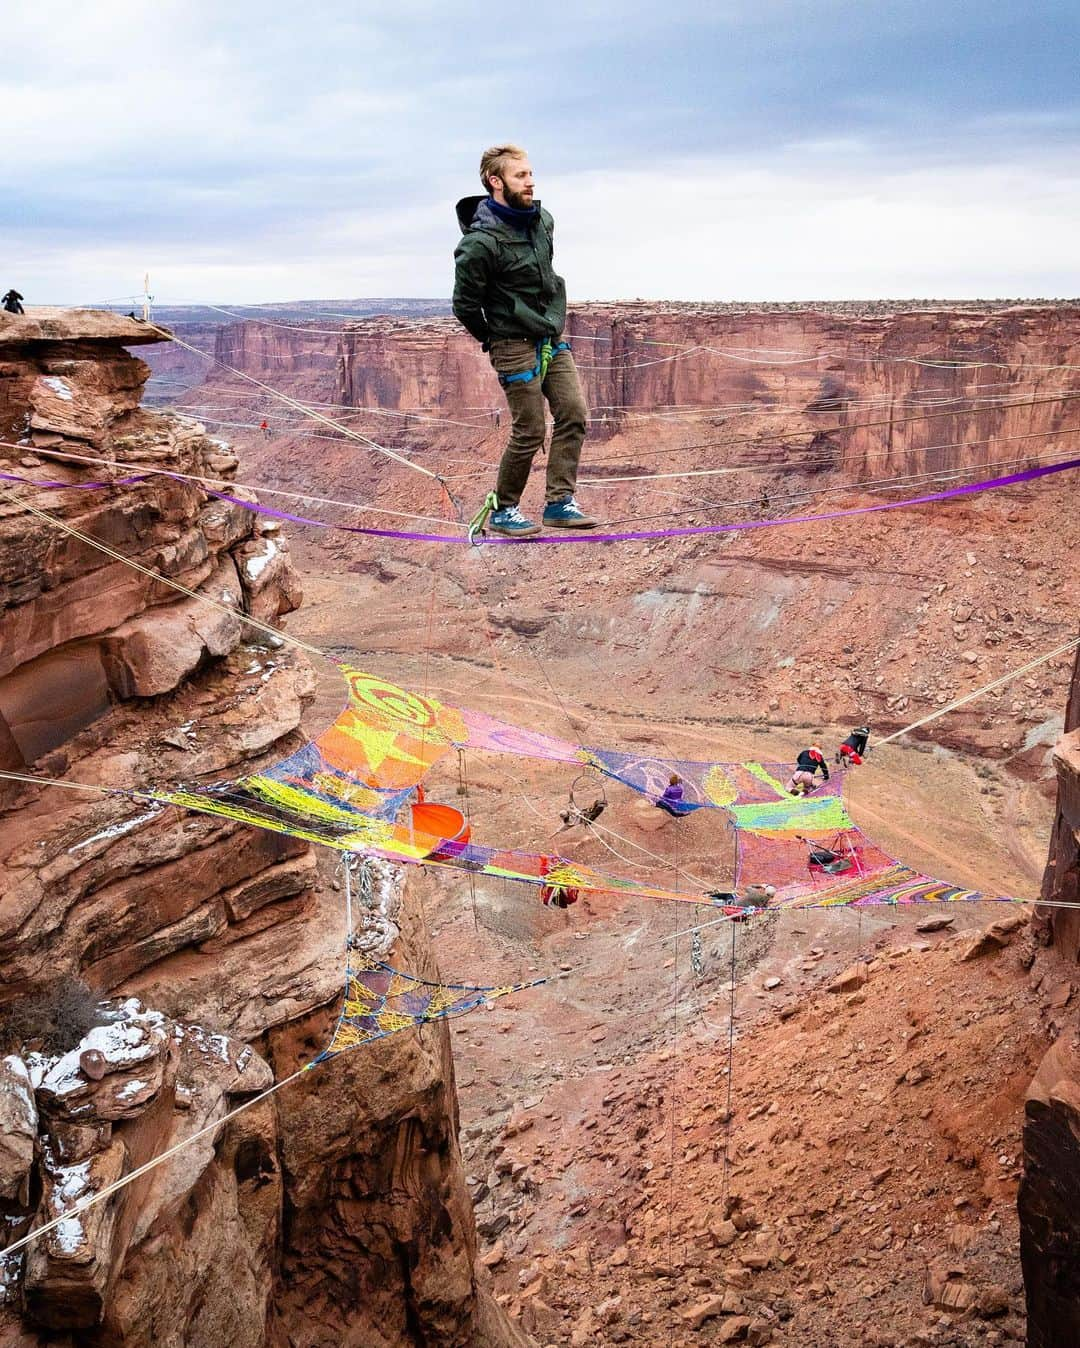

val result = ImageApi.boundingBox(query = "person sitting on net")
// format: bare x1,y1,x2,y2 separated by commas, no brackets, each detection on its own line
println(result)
655,773,687,818
787,745,830,796
836,725,870,766
742,883,776,908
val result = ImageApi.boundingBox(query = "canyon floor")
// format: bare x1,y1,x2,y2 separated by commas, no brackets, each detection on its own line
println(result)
162,314,1078,1345
285,561,1052,1348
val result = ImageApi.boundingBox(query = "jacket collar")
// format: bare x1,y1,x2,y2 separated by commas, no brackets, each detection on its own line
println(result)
456,195,544,240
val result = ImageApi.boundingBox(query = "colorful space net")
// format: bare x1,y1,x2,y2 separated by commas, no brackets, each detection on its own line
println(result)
311,957,544,1063
157,663,1024,917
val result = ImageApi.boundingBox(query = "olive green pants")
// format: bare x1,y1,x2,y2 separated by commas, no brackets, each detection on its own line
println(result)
488,338,588,507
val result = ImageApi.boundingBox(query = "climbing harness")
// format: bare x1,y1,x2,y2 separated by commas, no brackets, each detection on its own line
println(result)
496,338,570,388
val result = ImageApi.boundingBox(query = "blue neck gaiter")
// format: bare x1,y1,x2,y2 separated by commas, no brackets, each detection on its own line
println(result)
487,197,539,230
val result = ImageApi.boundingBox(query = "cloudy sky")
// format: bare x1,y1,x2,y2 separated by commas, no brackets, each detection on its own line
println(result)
5,0,1079,304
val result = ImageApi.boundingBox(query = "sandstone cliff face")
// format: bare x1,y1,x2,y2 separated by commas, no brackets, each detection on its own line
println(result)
331,304,1080,475
1020,644,1080,1348
0,311,525,1347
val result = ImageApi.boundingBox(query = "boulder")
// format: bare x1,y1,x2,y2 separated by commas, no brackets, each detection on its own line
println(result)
828,963,868,994
100,557,245,698
959,913,1028,961
915,916,955,933
37,1000,172,1122
682,1294,728,1328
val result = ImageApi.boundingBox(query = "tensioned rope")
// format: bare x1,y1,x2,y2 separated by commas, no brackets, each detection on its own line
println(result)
4,474,1077,747
144,324,448,491
0,443,467,531
0,488,331,664
193,309,1080,376
6,446,1077,551
0,1063,311,1267
176,386,492,431
587,445,1080,529
575,333,1080,376
577,425,1080,486
576,387,1080,466
18,447,1078,620
177,375,1070,434
875,633,1080,747
172,369,1080,462
167,399,1080,487
130,454,1080,545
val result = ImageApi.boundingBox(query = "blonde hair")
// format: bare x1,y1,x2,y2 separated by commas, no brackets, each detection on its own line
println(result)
480,144,528,193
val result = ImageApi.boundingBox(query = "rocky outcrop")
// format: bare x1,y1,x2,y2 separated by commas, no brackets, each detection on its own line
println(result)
0,312,527,1346
1020,643,1080,1347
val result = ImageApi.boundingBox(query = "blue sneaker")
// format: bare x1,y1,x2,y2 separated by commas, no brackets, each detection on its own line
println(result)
488,504,542,537
542,497,598,529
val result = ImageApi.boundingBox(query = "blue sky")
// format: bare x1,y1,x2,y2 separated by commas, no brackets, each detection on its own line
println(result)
5,0,1079,303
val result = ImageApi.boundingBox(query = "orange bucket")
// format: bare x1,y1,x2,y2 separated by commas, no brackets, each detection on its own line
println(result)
410,801,471,859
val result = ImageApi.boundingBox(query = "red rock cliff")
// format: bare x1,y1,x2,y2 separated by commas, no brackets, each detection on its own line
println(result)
1019,641,1080,1348
330,304,1080,473
0,310,529,1348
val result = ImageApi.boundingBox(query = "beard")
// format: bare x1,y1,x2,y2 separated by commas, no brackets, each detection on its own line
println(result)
503,185,534,210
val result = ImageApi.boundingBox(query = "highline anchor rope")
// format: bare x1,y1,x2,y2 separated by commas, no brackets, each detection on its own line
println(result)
7,443,1076,548
0,442,469,531
144,323,451,494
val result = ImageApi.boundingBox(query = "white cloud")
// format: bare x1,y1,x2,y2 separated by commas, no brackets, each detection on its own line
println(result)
5,0,1079,302
549,153,1080,300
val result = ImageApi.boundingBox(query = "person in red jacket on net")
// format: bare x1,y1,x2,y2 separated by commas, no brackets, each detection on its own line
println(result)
836,725,870,766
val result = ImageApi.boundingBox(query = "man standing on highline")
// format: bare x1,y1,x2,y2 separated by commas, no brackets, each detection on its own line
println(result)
453,145,597,536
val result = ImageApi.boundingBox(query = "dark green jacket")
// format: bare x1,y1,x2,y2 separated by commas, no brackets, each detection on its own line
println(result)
452,195,567,346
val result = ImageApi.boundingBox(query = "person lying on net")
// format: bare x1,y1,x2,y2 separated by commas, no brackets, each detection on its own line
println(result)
836,725,870,766
787,745,830,796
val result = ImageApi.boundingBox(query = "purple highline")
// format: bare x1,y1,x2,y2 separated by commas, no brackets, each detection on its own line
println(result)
3,457,1078,545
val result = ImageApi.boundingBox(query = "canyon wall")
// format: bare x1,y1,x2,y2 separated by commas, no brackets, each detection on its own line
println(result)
0,311,523,1347
332,304,1080,476
1020,644,1080,1348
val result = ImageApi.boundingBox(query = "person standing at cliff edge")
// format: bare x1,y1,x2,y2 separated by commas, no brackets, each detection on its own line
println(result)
453,145,597,537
